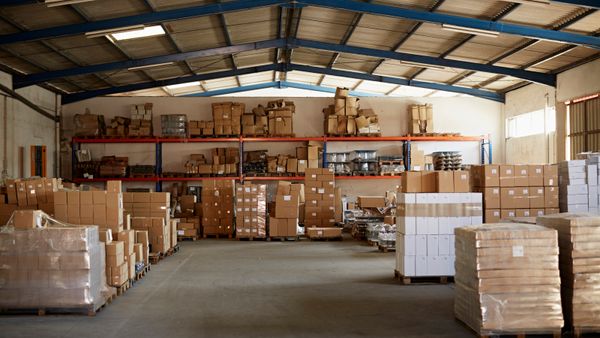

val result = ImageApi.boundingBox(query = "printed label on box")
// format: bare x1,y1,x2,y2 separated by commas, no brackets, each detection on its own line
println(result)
283,195,291,201
512,245,524,257
177,230,184,235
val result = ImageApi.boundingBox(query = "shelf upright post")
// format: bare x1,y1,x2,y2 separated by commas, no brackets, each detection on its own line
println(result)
71,138,79,180
239,135,244,183
322,136,328,169
155,140,162,192
488,136,493,164
404,138,411,171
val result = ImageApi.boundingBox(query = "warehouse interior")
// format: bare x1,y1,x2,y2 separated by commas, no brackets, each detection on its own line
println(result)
0,0,599,337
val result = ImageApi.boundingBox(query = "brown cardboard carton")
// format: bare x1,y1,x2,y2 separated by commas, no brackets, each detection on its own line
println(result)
515,209,531,217
544,208,559,214
106,241,124,257
434,171,454,192
421,171,436,193
453,171,470,193
107,180,122,193
358,196,385,208
67,191,79,205
544,187,559,208
400,172,422,193
307,146,319,160
500,209,516,219
13,210,42,230
499,165,515,187
92,191,106,204
53,191,67,205
471,165,499,187
484,209,501,223
513,165,529,187
543,164,558,186
529,187,545,208
528,165,544,186
481,187,500,209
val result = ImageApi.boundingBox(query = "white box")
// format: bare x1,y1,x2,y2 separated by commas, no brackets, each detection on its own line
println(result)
398,193,415,204
416,217,428,235
427,235,439,256
427,256,443,276
397,234,416,256
427,217,439,235
588,165,598,185
457,193,470,204
437,193,451,204
438,217,450,235
469,193,482,204
439,235,450,255
416,256,427,276
470,216,483,225
397,217,416,235
416,194,429,204
559,160,586,168
560,185,588,195
561,204,588,212
449,235,456,256
560,194,588,204
459,216,471,227
403,255,416,277
560,177,586,185
448,217,460,234
415,235,427,256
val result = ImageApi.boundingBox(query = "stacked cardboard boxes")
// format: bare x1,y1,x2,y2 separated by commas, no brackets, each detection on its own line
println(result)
202,180,235,237
105,240,128,286
160,114,187,137
73,112,105,137
115,229,136,281
270,182,302,238
2,177,59,223
266,100,294,136
53,188,124,234
212,102,243,136
470,164,559,223
558,156,600,212
297,143,321,170
536,213,600,331
323,87,358,136
188,120,214,137
235,183,267,239
409,104,434,134
105,116,129,137
241,106,268,136
128,103,153,137
136,230,150,266
395,192,483,277
176,218,199,238
130,217,169,254
454,223,563,336
399,170,471,193
122,191,172,253
0,211,109,309
304,168,342,239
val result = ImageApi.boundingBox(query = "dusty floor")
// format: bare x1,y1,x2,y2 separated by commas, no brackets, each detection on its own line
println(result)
0,238,471,338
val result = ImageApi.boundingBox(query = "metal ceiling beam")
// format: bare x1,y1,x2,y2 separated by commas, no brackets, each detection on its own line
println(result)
62,64,283,104
14,39,286,88
300,0,600,48
0,0,286,45
184,80,380,97
370,0,446,75
292,38,555,85
61,62,504,104
551,0,600,9
216,0,241,87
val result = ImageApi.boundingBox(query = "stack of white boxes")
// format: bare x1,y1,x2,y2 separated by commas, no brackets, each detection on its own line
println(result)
558,157,600,213
395,192,483,277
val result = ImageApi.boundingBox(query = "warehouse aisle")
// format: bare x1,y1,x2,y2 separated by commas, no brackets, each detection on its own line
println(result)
0,239,469,338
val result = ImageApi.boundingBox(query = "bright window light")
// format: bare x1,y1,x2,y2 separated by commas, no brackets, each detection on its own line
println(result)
165,81,201,90
506,107,556,139
110,25,165,41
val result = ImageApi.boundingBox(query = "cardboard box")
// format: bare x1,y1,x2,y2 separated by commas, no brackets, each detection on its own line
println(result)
358,196,385,208
481,187,500,209
514,165,529,187
499,165,515,187
471,165,499,187
484,209,501,223
529,187,545,208
544,187,559,208
434,171,454,192
401,172,422,193
421,171,436,193
453,171,470,193
500,209,516,219
528,165,544,186
107,180,122,193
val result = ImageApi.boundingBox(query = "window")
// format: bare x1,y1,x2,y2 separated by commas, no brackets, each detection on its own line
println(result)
506,107,556,139
567,95,600,159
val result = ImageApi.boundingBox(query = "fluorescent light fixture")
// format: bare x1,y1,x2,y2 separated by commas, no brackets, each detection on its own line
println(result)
166,81,201,90
45,0,95,7
506,0,550,6
441,24,500,38
400,61,446,70
110,25,165,41
128,62,174,71
85,25,145,39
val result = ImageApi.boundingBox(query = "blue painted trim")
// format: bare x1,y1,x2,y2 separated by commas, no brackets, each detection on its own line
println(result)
299,0,600,49
184,81,382,97
0,0,285,45
61,64,283,104
14,39,286,88
291,39,555,86
551,0,600,9
289,64,504,102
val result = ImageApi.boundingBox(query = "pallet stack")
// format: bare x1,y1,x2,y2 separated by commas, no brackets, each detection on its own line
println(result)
269,181,301,238
241,106,268,136
122,190,172,255
266,100,294,136
0,210,110,313
201,179,235,238
128,103,153,137
323,87,358,136
235,183,267,239
212,102,243,136
409,104,433,134
559,154,600,212
454,223,564,337
3,177,59,223
536,213,600,335
304,168,342,239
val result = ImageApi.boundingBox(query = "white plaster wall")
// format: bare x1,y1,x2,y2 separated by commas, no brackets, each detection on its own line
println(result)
557,58,600,102
0,71,59,179
62,95,503,196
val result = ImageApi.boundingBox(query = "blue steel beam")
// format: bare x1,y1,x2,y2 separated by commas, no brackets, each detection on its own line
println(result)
14,39,286,88
299,0,600,49
184,81,381,97
551,0,600,9
61,64,283,104
0,0,285,45
291,38,555,86
61,62,504,104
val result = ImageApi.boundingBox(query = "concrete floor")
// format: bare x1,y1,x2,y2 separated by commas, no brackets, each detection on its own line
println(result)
0,238,472,338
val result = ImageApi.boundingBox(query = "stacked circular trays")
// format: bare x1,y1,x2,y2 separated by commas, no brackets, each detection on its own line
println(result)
432,151,462,171
326,152,351,175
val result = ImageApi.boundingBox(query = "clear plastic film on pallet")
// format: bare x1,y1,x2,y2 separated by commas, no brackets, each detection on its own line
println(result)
235,183,267,238
536,213,600,331
0,210,111,309
454,223,564,336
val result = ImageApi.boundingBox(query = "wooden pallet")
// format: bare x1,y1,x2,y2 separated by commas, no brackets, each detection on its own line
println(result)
149,252,161,265
0,292,114,317
134,266,148,281
326,133,354,137
366,239,379,247
161,172,186,178
115,280,131,296
268,134,296,138
455,316,561,338
236,236,267,241
393,270,453,285
378,244,395,253
308,236,343,241
129,173,156,178
573,327,600,338
203,233,233,239
357,133,381,137
160,135,187,139
173,244,181,253
409,132,461,137
213,134,240,138
267,236,299,242
352,171,378,176
380,172,402,176
177,235,199,241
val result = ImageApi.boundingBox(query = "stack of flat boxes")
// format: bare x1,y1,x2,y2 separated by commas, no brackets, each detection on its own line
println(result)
2,178,59,222
122,191,171,254
202,180,234,237
235,183,267,239
128,103,152,137
53,188,124,234
395,189,483,277
212,102,243,136
270,182,301,238
0,211,107,309
471,164,559,223
559,157,600,212
176,218,199,238
304,168,342,238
